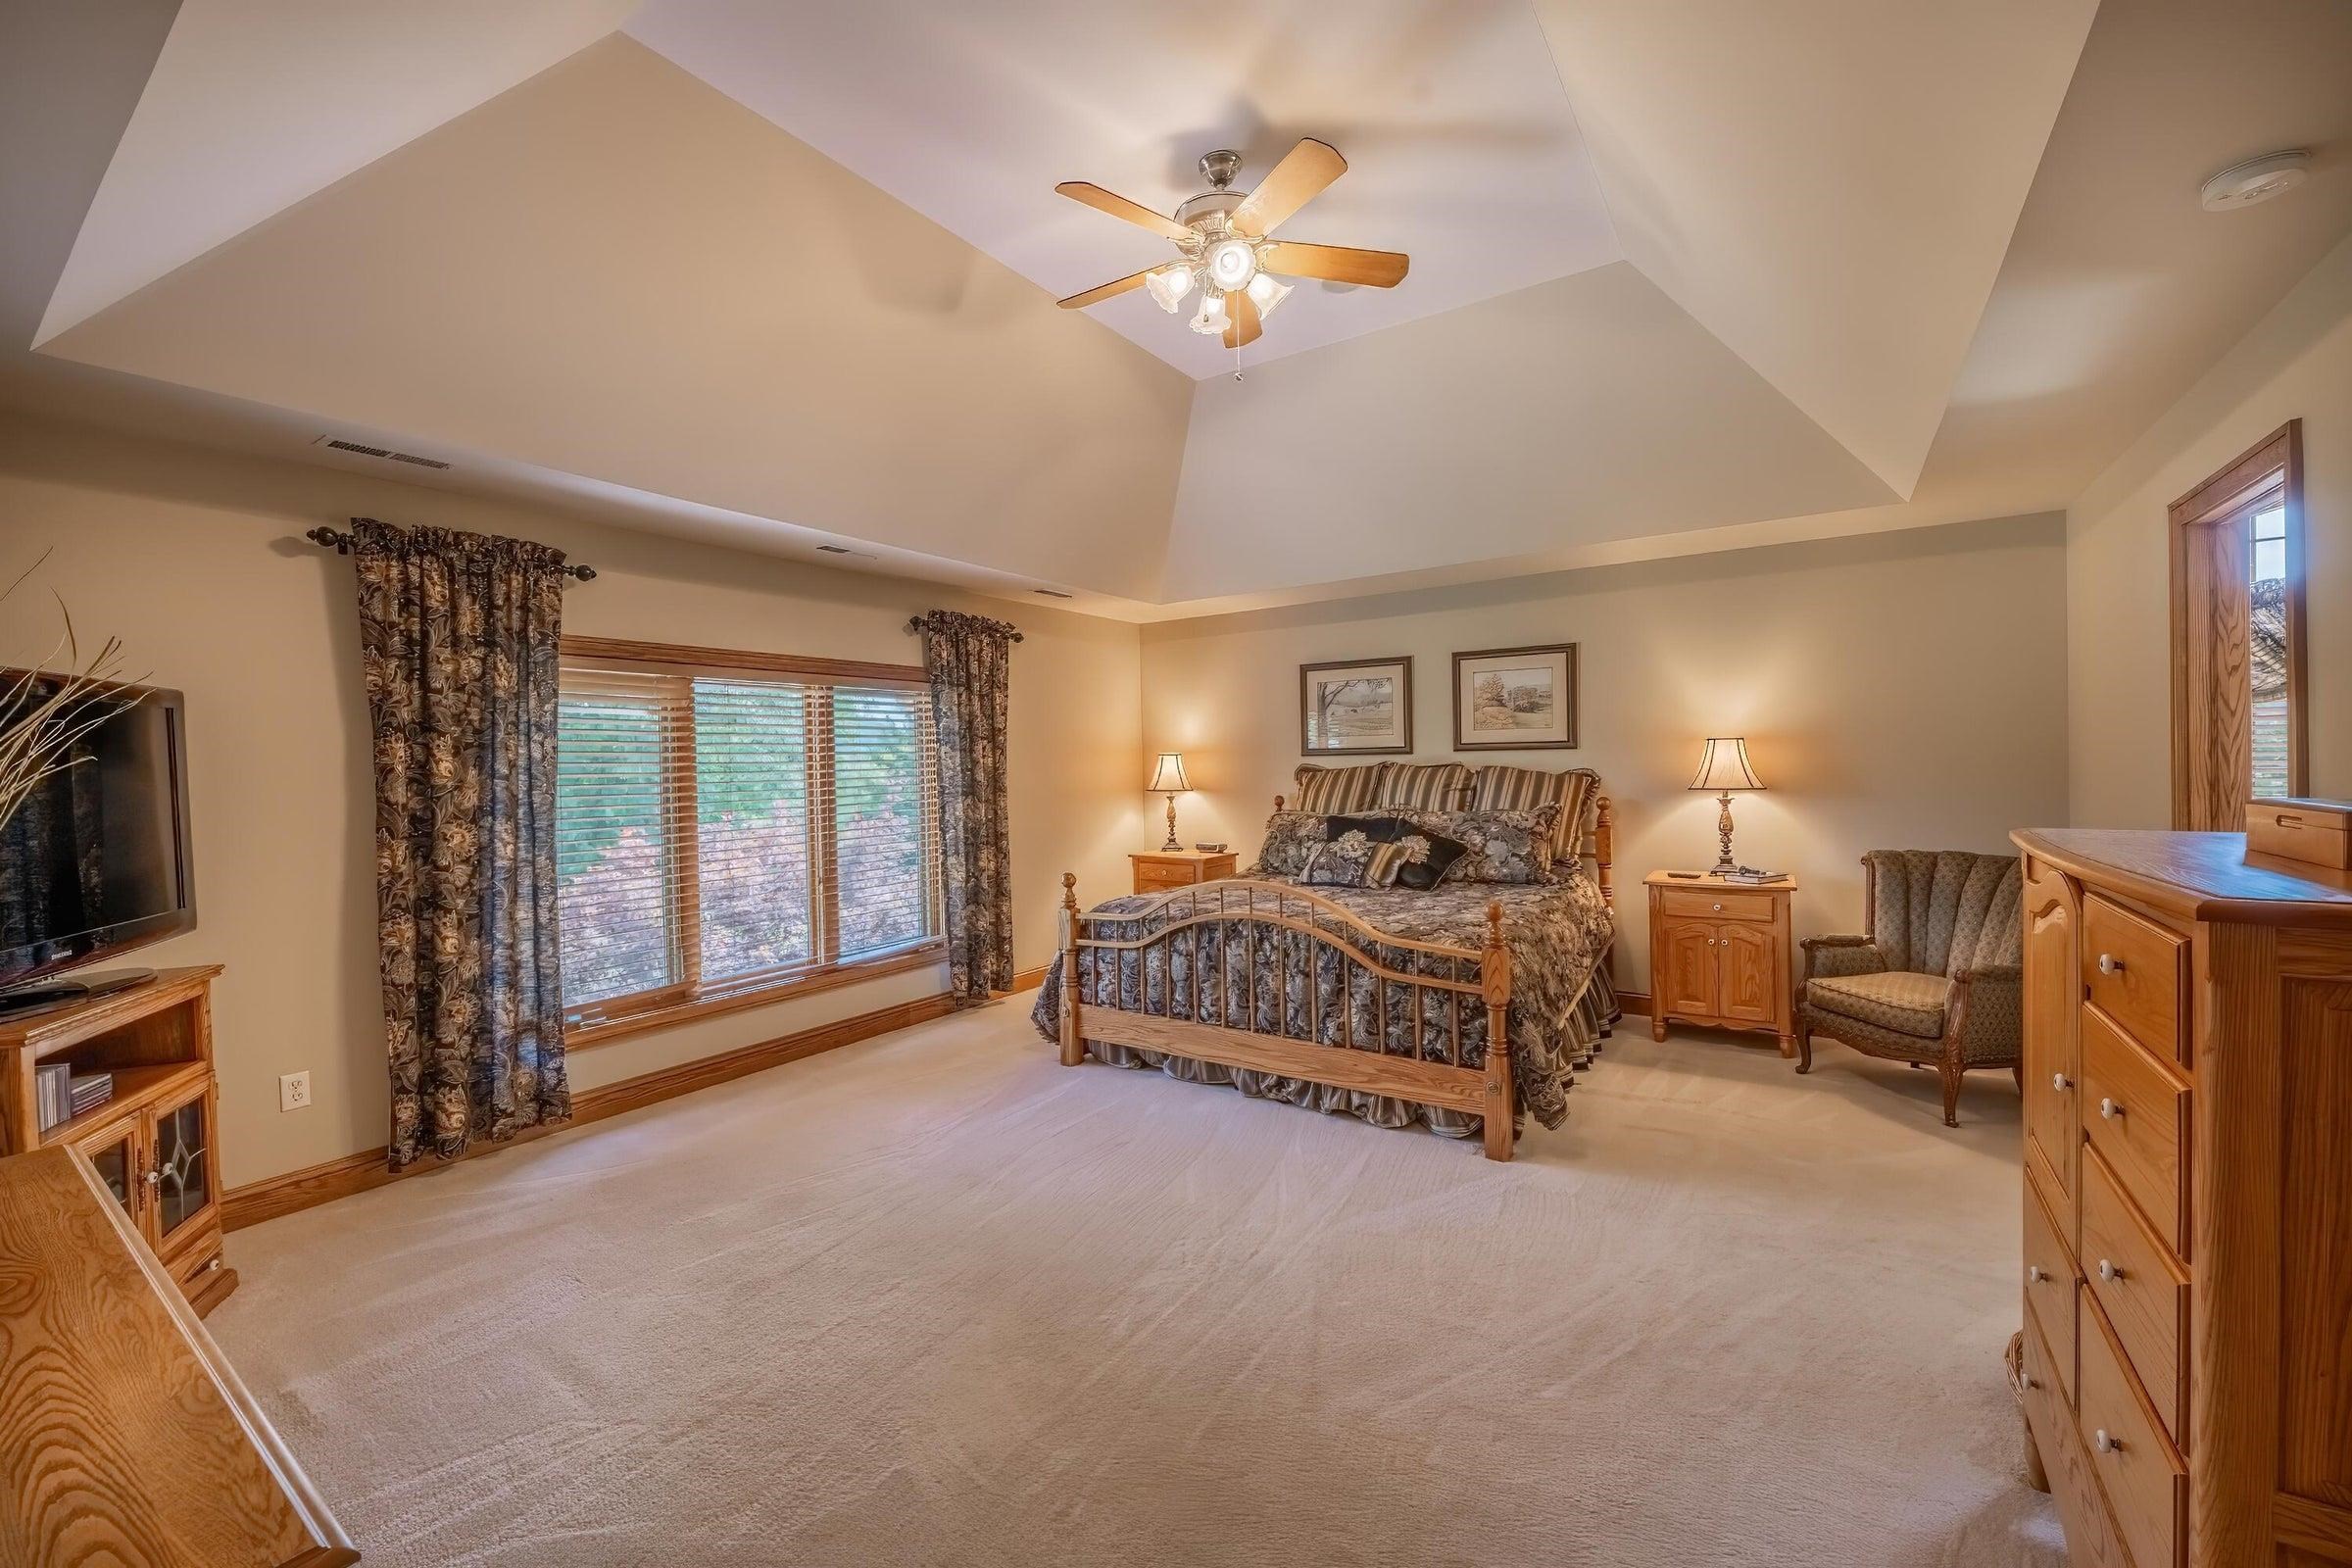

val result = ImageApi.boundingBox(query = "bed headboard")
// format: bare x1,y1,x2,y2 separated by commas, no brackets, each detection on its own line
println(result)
1271,765,1615,906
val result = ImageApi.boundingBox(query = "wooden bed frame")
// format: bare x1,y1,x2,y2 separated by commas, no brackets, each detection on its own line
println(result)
1054,790,1613,1163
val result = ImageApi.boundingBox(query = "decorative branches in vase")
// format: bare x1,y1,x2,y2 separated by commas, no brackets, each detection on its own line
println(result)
0,552,135,833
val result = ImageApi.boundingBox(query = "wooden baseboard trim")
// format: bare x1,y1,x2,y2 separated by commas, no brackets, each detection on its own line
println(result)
222,990,956,1231
1008,964,1049,993
1616,989,1650,1017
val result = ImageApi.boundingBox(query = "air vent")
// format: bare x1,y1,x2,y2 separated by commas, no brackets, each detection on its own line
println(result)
1032,588,1074,599
316,436,452,470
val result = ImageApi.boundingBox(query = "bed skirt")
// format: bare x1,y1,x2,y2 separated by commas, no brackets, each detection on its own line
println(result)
1034,963,1619,1143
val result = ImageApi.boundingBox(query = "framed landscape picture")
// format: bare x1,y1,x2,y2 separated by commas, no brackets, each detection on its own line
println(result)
1451,644,1577,750
1299,657,1413,755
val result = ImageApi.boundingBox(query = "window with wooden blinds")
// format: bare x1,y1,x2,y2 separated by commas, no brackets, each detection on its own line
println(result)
554,637,943,1041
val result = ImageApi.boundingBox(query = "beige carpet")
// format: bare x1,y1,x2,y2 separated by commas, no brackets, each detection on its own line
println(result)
212,1005,2065,1567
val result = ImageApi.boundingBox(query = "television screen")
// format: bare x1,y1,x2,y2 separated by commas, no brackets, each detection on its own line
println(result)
0,682,194,988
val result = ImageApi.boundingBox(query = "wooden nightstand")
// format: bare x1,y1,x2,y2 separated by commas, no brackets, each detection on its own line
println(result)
1130,850,1239,895
1644,870,1798,1054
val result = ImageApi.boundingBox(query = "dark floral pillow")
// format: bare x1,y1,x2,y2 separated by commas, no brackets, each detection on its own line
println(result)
1390,829,1470,891
1251,810,1330,876
1300,828,1390,887
1323,812,1409,843
1397,805,1561,884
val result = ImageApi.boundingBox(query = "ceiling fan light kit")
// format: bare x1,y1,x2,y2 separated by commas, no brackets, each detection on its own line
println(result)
1054,139,1409,353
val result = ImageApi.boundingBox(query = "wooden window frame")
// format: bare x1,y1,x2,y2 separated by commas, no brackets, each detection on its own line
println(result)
558,635,944,1048
2169,419,2306,829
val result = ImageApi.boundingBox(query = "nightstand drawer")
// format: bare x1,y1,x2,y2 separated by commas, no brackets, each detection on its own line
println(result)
1656,886,1777,923
1137,863,1198,888
1131,853,1235,895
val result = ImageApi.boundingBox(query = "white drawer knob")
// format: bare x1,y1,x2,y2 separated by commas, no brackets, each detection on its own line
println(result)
2051,1072,2071,1092
2027,1264,2047,1284
2097,953,2124,976
2098,1258,2125,1283
1712,902,1723,911
2092,1429,2121,1455
2099,1097,2123,1120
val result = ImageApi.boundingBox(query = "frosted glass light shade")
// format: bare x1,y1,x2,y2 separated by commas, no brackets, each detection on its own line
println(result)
1146,264,1195,314
1246,272,1292,318
1189,293,1229,335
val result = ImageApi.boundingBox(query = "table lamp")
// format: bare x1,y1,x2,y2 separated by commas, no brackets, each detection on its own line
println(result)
1688,737,1764,874
1148,753,1191,852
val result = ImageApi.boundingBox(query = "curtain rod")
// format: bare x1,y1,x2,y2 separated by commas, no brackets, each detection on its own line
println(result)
303,524,598,582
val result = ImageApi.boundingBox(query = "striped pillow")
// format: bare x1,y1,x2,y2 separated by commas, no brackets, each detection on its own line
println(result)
1469,765,1598,862
1377,760,1472,812
1293,762,1392,814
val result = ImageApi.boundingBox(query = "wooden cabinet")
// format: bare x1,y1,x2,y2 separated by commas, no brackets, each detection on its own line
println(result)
1644,872,1796,1054
0,1146,357,1567
0,967,237,1315
1130,850,1239,895
2012,827,2352,1568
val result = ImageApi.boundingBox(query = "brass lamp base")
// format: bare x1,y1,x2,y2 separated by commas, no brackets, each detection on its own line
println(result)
1162,793,1182,853
1712,791,1738,874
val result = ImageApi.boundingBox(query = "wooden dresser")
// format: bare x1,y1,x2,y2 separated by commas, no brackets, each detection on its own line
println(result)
2012,829,2352,1568
1130,849,1239,895
0,1145,357,1566
1644,871,1797,1054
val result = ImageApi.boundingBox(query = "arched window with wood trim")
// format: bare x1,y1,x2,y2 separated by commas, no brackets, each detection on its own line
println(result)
2171,419,2305,830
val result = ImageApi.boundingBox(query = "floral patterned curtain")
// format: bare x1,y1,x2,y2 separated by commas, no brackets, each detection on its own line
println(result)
353,519,571,1169
908,610,1020,1004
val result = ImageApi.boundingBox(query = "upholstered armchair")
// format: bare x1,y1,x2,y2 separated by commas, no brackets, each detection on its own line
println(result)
1794,850,2025,1127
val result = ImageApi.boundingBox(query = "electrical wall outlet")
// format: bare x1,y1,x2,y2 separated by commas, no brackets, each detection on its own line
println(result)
279,1070,312,1112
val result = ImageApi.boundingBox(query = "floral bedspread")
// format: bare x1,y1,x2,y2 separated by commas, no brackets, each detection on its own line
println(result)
1030,872,1616,1137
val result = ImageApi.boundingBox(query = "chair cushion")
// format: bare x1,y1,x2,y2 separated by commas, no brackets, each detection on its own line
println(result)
1807,970,1950,1039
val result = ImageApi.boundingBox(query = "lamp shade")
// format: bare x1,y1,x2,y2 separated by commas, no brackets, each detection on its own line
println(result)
1148,753,1191,793
1688,737,1764,793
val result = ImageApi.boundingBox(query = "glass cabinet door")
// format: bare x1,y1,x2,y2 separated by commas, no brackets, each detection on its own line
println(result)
148,1085,216,1245
70,1121,141,1218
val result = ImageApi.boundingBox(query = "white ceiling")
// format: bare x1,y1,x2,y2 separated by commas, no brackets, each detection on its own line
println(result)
624,0,1623,380
5,0,2350,619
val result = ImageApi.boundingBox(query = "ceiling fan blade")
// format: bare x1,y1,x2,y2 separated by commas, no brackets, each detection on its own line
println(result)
1054,181,1194,242
1221,286,1261,349
1260,241,1409,288
1056,270,1155,310
1229,138,1347,238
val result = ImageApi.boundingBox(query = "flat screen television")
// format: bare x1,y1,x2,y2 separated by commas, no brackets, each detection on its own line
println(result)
0,677,195,993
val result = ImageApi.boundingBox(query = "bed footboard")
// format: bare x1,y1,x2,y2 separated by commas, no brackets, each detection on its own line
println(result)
1056,874,1516,1160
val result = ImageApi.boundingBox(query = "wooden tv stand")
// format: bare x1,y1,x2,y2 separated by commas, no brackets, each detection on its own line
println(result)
0,965,236,1314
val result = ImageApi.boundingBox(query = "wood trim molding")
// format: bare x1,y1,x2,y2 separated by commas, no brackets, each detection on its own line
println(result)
222,990,956,1231
1616,989,1650,1018
561,633,924,687
565,942,946,1048
1004,964,1049,994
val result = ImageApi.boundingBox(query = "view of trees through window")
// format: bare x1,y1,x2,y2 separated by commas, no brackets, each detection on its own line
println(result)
2249,505,2289,799
554,661,938,1015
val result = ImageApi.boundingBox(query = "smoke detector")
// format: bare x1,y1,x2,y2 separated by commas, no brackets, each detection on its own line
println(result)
2200,151,2311,213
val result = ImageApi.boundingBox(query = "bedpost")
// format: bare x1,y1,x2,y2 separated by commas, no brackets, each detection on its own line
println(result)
1481,901,1514,1162
1274,793,1285,811
1058,872,1084,1067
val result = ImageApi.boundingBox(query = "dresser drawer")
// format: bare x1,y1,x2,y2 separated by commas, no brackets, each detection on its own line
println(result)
2082,1006,2190,1259
2023,1171,2079,1406
2082,895,2185,1065
1136,863,1198,887
1655,886,1777,923
2079,1298,2185,1568
2081,1147,2188,1445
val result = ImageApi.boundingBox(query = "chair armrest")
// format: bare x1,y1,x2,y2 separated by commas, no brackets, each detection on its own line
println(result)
1949,965,2024,1061
1799,935,1885,982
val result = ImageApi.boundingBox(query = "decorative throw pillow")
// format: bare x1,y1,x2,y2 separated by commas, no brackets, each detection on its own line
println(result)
1251,810,1330,876
1292,762,1392,815
1377,760,1472,812
1398,805,1561,884
1389,829,1470,892
1323,812,1408,843
1299,829,1390,887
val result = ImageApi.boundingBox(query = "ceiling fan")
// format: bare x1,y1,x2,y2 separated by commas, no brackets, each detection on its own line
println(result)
1054,139,1409,349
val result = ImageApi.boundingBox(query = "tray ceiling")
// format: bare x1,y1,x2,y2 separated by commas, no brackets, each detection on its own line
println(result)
12,0,2351,618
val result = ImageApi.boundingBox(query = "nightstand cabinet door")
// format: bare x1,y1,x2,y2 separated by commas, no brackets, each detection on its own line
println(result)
1659,921,1720,1018
1717,923,1779,1025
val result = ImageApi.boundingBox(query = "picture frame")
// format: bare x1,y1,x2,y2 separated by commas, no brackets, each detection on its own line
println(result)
1298,657,1413,755
1450,644,1577,751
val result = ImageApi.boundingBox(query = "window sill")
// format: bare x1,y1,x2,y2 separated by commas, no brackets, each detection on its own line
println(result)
563,941,947,1050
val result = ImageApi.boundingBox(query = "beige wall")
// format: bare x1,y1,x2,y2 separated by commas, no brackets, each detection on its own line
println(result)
0,415,1142,1187
1140,514,2070,991
2068,231,2352,827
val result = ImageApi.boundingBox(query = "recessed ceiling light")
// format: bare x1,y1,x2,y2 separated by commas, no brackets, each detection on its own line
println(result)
2200,151,2311,213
